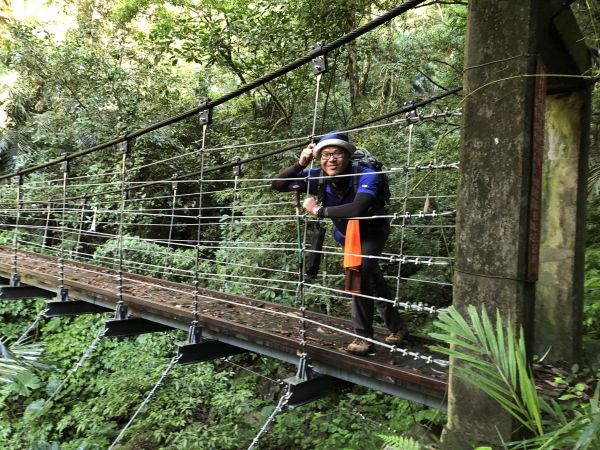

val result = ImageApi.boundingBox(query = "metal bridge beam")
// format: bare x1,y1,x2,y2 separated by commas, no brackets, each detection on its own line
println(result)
44,300,112,318
176,340,248,365
285,374,352,408
0,285,55,299
104,317,173,338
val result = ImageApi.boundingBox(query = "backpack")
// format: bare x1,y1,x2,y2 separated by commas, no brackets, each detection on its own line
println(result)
317,147,391,208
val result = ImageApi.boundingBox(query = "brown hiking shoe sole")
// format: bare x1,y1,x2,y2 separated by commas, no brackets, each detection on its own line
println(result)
346,338,375,356
385,326,409,345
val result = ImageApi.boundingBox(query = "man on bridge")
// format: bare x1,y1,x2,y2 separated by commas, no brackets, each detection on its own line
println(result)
272,131,407,356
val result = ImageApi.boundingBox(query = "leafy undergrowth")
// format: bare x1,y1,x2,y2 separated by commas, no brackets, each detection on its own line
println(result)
0,305,445,449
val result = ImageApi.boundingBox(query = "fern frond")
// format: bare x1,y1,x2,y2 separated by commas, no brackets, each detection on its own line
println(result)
378,433,422,450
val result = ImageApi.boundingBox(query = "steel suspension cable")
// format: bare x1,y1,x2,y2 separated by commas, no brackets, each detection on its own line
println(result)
393,123,414,308
193,116,209,331
15,307,49,345
107,353,182,450
162,180,178,278
117,141,130,304
0,0,429,182
41,201,52,250
57,160,69,300
294,63,325,380
247,386,292,450
45,327,106,406
27,98,462,211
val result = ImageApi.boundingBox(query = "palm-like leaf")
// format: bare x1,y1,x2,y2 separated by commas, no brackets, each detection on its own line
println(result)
588,163,600,196
430,306,544,436
0,337,49,384
431,307,600,449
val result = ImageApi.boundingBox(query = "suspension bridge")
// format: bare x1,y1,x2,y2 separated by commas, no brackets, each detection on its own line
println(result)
0,1,459,444
1,0,592,447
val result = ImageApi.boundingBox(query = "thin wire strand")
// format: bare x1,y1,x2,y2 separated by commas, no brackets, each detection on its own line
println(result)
107,354,181,450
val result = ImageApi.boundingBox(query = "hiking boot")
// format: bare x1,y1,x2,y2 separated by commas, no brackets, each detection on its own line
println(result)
346,338,374,356
385,325,409,345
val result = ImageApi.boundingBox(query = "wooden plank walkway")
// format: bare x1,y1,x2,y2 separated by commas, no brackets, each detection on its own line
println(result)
0,247,448,408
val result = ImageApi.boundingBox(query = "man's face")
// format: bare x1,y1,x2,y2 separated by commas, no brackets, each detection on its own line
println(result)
319,145,350,177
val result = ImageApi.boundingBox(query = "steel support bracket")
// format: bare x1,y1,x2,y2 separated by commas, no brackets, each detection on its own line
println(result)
284,374,352,408
56,287,68,301
9,274,20,287
0,285,55,299
104,317,173,338
176,340,248,365
44,300,111,318
114,301,128,319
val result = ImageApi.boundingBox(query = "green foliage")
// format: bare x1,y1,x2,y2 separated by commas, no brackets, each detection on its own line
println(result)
0,339,48,386
432,306,543,435
584,246,600,353
93,237,198,281
378,433,422,450
1,299,445,449
431,306,600,449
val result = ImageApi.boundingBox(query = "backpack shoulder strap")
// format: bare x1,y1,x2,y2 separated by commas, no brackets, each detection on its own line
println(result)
317,168,326,206
351,161,360,197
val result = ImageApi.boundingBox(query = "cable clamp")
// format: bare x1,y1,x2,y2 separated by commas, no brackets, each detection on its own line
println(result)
295,352,313,381
197,97,212,126
118,138,131,155
199,110,212,129
309,42,328,75
405,108,418,123
232,156,243,177
60,156,70,174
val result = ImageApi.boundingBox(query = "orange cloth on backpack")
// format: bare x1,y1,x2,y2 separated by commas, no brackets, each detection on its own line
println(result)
343,219,362,294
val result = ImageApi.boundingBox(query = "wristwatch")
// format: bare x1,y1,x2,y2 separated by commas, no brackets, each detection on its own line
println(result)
314,205,323,217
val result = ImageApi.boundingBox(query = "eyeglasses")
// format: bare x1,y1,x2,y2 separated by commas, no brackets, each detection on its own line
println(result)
320,151,346,161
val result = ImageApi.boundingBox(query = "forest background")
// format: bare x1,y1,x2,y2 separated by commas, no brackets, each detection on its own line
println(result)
0,0,598,449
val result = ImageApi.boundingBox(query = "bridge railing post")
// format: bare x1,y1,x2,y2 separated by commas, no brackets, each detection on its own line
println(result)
57,156,69,301
10,173,23,287
192,103,211,336
117,139,131,304
72,195,88,260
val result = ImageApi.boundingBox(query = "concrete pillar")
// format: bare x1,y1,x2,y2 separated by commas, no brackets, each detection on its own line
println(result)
535,89,590,364
443,0,590,447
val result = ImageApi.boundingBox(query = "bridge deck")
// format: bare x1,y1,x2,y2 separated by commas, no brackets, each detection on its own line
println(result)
0,248,447,408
